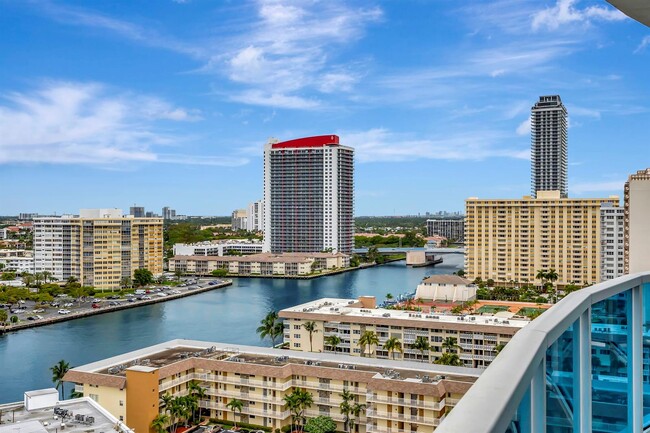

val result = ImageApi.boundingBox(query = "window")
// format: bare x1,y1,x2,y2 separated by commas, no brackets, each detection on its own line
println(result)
294,334,301,339
119,400,124,406
294,343,301,348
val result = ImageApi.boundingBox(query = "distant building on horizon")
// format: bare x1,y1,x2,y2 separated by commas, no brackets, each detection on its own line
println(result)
531,95,568,198
263,135,354,254
162,206,176,220
624,168,650,274
246,199,264,232
230,209,248,231
129,205,145,218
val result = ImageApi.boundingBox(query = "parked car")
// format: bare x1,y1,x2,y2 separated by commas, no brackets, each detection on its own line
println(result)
141,296,152,300
51,302,60,307
58,309,71,315
92,303,101,309
32,308,45,313
63,303,74,307
92,298,102,303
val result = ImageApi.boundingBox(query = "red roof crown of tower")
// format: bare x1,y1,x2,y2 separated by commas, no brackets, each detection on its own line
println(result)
272,135,339,149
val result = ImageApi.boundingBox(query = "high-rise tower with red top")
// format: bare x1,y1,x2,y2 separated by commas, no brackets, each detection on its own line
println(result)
263,135,354,254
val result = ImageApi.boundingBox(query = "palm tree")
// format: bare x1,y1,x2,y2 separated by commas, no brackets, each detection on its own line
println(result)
535,269,547,292
151,414,170,433
358,331,379,358
284,392,300,433
339,389,354,433
495,343,506,354
188,381,206,422
226,398,244,429
434,352,462,366
324,335,342,353
385,293,393,301
257,311,283,347
412,336,430,361
349,402,367,433
441,337,458,353
296,389,314,432
42,271,52,284
302,321,318,352
50,359,71,400
383,336,403,360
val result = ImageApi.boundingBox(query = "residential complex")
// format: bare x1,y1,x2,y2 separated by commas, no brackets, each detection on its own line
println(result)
263,135,354,254
425,219,464,242
64,339,480,433
169,252,349,276
414,275,476,303
600,203,625,281
279,297,527,369
246,199,264,232
0,249,34,273
231,209,248,231
162,206,176,220
464,191,619,287
624,168,650,274
530,95,568,198
34,209,164,290
173,240,264,256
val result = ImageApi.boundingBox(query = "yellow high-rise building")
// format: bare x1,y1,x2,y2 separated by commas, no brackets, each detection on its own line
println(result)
34,209,163,290
465,191,619,287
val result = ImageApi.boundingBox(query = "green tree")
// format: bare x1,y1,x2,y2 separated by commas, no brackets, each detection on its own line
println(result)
383,336,403,360
349,402,367,433
50,359,71,400
151,414,170,433
304,416,336,433
385,293,393,301
442,337,459,353
211,268,228,277
121,276,132,289
10,315,18,324
133,268,154,287
1,272,16,281
412,336,430,361
358,331,379,358
257,311,284,348
174,269,184,281
435,352,462,366
339,389,354,433
226,398,244,429
324,335,341,353
302,321,318,352
188,380,207,422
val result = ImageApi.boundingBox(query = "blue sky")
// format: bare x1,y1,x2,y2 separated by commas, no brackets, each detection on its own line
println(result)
0,0,648,216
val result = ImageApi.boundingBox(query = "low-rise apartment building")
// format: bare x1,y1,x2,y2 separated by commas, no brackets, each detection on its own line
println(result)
465,190,619,287
34,209,163,290
279,297,526,369
170,252,350,276
0,249,34,273
173,240,264,257
64,340,479,433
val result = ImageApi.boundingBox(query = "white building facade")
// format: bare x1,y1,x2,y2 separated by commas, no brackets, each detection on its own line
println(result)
246,200,264,232
625,168,650,274
600,203,625,281
263,135,354,254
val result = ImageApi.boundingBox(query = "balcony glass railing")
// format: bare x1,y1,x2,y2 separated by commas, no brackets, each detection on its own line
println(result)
436,272,650,433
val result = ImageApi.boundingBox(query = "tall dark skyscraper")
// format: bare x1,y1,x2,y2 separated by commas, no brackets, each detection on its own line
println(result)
531,95,568,198
263,135,354,254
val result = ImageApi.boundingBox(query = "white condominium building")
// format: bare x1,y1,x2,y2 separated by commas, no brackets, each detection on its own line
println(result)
172,240,264,256
531,95,568,198
263,135,354,254
34,209,163,290
600,203,625,281
246,199,264,232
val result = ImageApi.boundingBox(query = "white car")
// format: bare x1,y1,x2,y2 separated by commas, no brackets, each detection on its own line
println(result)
141,296,152,300
58,309,71,315
156,293,167,298
63,303,74,307
33,309,45,313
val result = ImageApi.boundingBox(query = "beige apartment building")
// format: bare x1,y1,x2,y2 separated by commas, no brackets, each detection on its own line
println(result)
64,340,479,433
465,191,619,287
34,209,163,290
169,252,350,276
279,297,527,369
625,169,650,274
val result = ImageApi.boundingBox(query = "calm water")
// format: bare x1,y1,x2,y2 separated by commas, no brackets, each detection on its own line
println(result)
0,257,462,402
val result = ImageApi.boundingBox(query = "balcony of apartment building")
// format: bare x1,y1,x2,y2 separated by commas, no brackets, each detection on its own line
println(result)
436,272,650,433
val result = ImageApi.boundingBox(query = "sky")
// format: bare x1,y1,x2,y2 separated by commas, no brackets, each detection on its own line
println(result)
0,0,648,216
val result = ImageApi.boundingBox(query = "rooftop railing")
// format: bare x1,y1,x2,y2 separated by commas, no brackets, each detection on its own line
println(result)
436,272,650,433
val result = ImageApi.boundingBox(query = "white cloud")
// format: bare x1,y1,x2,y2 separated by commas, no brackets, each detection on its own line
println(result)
229,90,320,109
532,0,626,31
341,128,529,163
516,118,531,135
570,180,624,194
635,36,650,53
0,82,247,167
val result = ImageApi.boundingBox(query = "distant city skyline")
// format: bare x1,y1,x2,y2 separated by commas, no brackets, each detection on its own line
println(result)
1,0,648,215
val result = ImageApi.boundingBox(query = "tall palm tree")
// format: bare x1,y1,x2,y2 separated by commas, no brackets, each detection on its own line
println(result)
358,331,379,358
434,352,462,366
257,311,283,347
385,293,393,301
226,398,244,429
42,271,52,284
412,336,430,361
349,403,367,433
324,335,341,353
284,393,301,433
50,359,71,400
441,337,458,354
339,389,354,433
296,389,314,432
383,337,403,360
188,381,207,421
151,414,170,433
302,321,318,352
535,269,547,292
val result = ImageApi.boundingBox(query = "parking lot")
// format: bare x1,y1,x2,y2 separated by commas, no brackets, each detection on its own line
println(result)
0,278,228,327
